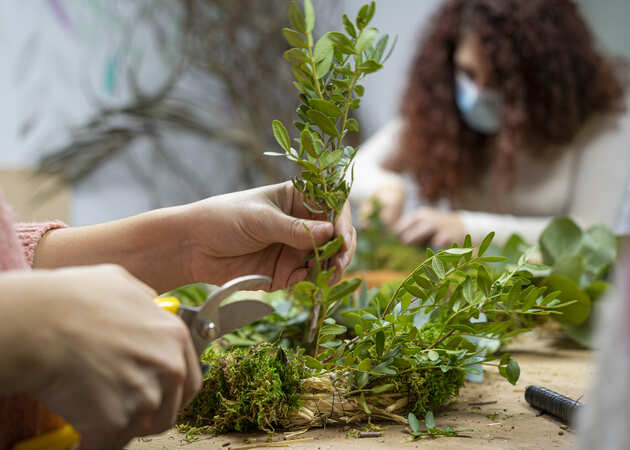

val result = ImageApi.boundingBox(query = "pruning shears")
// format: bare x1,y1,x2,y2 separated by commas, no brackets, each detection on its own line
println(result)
13,274,274,450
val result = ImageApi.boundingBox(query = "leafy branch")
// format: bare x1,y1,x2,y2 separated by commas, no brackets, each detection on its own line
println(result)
268,0,395,351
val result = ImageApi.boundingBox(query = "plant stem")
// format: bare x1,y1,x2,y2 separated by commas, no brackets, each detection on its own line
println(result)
426,330,455,350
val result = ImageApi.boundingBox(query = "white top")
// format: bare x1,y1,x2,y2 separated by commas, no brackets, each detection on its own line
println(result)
350,96,630,244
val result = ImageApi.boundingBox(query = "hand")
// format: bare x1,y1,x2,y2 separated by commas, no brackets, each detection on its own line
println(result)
0,265,202,450
181,181,357,290
394,208,467,248
358,182,405,229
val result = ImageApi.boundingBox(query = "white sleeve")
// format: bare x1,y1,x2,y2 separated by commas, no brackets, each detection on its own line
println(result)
349,118,406,206
458,210,552,245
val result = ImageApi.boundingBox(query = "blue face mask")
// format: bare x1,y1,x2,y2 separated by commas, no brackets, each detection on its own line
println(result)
455,71,502,135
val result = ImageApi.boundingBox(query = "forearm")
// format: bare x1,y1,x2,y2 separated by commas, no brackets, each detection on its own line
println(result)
32,206,191,293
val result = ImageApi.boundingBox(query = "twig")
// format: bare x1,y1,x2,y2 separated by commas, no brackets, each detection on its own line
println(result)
468,401,498,406
359,432,383,438
230,437,314,450
426,330,455,350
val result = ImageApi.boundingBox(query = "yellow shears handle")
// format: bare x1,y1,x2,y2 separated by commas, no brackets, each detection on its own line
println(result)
12,297,181,450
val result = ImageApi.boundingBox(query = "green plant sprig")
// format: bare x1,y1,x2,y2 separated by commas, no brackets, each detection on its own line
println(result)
268,0,395,351
306,232,573,398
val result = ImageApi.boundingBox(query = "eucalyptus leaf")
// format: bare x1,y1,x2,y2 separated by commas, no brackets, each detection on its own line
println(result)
539,217,583,265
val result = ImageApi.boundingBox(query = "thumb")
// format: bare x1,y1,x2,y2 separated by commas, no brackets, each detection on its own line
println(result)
271,212,334,250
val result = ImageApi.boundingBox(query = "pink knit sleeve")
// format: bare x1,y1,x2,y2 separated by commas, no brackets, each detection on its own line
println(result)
15,221,67,267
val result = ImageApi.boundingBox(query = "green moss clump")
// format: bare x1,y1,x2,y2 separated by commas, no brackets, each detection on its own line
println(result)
178,344,306,433
404,368,465,417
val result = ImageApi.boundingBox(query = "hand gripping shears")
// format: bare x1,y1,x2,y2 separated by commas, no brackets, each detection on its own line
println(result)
13,274,274,450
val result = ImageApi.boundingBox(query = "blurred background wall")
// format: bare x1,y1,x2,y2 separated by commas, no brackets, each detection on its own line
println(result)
0,0,628,225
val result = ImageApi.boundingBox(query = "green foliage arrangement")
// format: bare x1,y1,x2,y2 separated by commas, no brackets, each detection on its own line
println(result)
172,1,584,436
177,230,573,432
491,217,618,346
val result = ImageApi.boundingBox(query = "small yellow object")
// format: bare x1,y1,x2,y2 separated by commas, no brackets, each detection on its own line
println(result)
155,296,180,314
13,424,80,450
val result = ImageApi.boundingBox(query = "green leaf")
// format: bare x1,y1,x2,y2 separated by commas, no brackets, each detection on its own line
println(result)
554,255,586,284
304,355,323,370
542,274,591,325
408,413,420,435
374,34,389,61
289,1,306,33
478,256,506,263
359,392,372,414
320,323,347,336
444,248,473,256
432,257,445,279
539,217,583,265
310,98,343,117
425,411,436,430
264,151,285,157
478,232,495,257
282,28,307,48
427,350,439,362
356,2,375,29
319,235,344,260
357,358,371,371
314,34,334,78
300,128,318,158
284,48,309,65
462,278,475,304
372,383,394,394
357,59,383,73
506,359,520,385
375,331,385,358
412,272,433,289
582,225,617,276
303,0,315,33
329,278,361,301
355,27,378,53
355,85,365,97
272,120,291,152
346,118,359,132
502,234,529,264
342,14,357,38
321,149,343,169
307,109,339,136
424,265,439,284
403,279,424,298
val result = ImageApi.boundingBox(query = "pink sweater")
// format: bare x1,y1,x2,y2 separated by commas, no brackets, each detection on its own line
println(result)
0,192,66,271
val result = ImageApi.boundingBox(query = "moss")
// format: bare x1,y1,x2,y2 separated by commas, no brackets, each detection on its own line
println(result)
403,368,465,417
178,344,306,433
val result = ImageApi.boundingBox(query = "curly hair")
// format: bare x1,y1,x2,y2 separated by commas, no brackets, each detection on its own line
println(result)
390,0,626,202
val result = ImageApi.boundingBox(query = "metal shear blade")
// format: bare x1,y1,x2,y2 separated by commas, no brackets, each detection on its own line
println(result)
178,274,274,357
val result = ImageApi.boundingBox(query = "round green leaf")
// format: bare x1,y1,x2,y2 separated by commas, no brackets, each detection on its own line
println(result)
542,273,591,325
539,217,583,265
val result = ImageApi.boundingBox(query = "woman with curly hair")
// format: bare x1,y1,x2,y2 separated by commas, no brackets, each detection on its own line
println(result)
351,0,629,246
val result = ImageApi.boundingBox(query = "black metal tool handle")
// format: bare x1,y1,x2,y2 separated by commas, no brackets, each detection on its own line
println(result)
525,385,583,425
